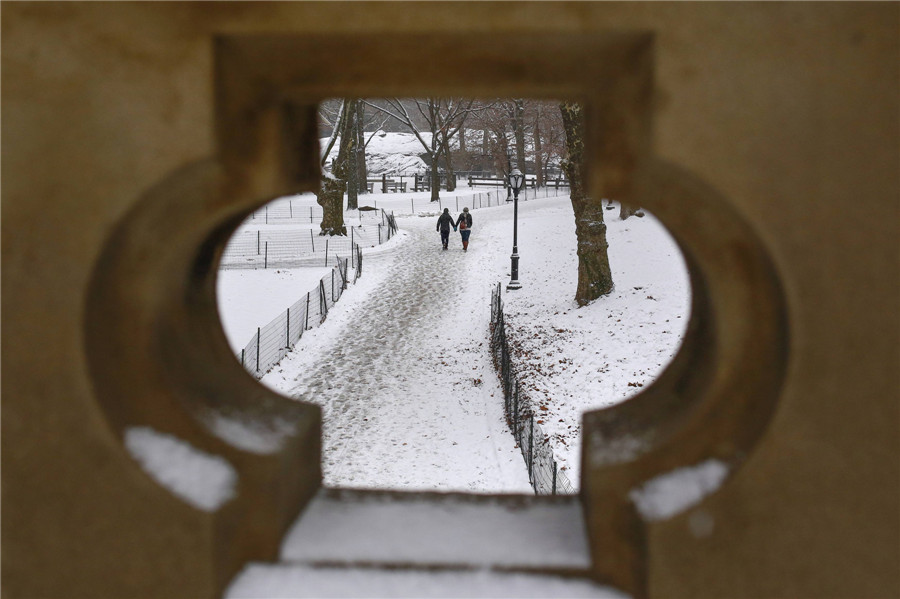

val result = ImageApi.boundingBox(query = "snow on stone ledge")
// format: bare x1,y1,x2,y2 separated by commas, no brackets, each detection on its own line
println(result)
629,459,729,521
203,412,296,455
124,427,237,511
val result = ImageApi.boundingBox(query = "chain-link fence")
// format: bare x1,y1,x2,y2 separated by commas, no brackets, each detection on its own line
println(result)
490,283,577,495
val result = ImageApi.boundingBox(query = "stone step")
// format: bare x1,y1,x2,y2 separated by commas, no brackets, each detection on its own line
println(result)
275,488,593,570
225,563,628,598
224,489,630,598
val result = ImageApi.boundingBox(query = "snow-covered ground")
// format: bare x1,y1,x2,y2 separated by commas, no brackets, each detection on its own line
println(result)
486,200,691,483
259,213,533,492
218,268,331,348
216,185,690,492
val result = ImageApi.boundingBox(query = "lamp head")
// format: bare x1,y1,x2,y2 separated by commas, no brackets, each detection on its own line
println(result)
509,168,524,192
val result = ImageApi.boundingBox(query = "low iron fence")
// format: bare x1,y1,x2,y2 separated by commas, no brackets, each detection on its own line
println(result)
229,210,402,379
238,257,356,379
490,283,577,495
247,201,394,225
405,184,572,216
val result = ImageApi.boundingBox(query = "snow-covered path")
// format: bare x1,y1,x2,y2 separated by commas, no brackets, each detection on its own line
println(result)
262,211,533,493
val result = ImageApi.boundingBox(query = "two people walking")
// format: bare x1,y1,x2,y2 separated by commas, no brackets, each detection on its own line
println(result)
436,207,473,251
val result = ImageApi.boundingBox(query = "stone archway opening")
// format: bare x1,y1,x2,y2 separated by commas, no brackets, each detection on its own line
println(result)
82,32,787,599
214,95,692,496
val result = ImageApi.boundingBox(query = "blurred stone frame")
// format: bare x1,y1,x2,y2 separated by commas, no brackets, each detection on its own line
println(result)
86,32,786,597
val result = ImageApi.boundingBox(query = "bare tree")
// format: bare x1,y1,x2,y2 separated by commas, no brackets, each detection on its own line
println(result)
320,99,392,198
468,101,513,179
560,101,613,304
365,98,476,202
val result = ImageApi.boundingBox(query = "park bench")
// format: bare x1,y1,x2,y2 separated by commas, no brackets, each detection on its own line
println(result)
367,177,408,193
467,176,538,189
413,174,448,192
467,177,507,188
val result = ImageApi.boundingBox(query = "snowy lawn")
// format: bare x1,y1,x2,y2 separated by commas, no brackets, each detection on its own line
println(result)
481,198,691,484
217,268,332,350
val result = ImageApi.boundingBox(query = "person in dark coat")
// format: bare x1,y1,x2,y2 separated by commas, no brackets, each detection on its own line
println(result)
454,207,473,251
436,208,454,250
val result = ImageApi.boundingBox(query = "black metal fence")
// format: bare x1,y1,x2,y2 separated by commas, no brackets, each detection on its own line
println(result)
237,257,357,380
228,209,401,380
490,283,577,495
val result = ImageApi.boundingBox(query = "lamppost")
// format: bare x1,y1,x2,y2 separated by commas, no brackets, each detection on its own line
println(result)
507,168,525,290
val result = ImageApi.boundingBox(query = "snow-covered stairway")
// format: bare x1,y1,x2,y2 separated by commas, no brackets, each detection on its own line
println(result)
224,488,627,598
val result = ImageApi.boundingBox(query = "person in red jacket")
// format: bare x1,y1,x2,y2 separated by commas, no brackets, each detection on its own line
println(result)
454,207,473,251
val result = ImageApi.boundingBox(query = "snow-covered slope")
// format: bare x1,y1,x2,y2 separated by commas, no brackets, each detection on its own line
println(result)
323,131,429,175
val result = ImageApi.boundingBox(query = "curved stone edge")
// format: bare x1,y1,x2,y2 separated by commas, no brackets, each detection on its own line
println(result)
579,159,790,597
83,158,322,596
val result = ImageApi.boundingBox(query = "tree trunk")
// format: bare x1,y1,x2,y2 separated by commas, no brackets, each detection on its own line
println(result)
355,101,367,195
430,162,441,202
560,102,613,304
317,176,347,236
441,129,456,192
429,100,441,202
345,99,359,211
317,101,350,235
512,99,526,171
533,104,544,187
459,126,466,153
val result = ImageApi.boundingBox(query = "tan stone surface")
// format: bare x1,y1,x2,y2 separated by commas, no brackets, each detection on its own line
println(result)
2,3,897,598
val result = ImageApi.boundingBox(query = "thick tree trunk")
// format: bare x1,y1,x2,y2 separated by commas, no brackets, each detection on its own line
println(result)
317,102,350,235
560,102,613,304
572,203,613,303
345,100,359,211
317,176,347,236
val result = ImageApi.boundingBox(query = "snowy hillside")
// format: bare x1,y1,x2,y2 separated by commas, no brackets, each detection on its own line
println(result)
323,131,429,175
322,129,491,176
